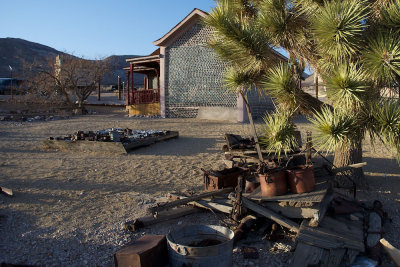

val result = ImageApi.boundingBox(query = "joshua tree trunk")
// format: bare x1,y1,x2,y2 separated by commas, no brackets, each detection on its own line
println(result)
240,91,264,163
333,138,366,188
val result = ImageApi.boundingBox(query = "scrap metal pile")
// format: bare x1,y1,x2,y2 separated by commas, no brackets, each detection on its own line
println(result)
44,128,179,153
118,132,398,267
49,128,168,144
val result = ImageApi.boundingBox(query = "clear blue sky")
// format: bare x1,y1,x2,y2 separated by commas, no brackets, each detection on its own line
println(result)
0,0,216,58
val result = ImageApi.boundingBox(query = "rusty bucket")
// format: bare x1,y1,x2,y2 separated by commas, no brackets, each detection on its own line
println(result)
167,225,234,267
259,168,287,197
286,165,315,194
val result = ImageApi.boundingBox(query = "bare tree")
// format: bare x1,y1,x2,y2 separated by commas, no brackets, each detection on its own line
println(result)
25,54,110,112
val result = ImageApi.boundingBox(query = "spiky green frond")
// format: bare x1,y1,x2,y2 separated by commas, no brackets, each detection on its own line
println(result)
261,63,299,111
309,106,359,152
261,63,325,114
372,99,400,141
256,0,318,66
312,0,369,62
260,109,298,158
223,67,263,93
295,0,323,13
324,63,369,110
381,0,400,34
204,0,279,72
362,31,400,87
371,99,400,160
257,0,305,46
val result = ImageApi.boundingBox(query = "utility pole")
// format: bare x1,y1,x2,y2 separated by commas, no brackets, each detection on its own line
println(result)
9,65,13,99
122,82,125,101
117,76,121,100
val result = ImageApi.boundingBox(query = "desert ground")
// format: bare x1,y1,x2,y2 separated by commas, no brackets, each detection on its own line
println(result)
1,105,400,266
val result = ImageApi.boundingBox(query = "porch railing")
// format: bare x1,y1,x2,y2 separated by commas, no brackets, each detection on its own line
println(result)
131,88,160,105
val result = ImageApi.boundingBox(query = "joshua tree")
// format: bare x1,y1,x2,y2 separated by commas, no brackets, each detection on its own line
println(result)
205,0,400,186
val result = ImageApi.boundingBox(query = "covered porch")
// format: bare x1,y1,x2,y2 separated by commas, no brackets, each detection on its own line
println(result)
125,49,161,116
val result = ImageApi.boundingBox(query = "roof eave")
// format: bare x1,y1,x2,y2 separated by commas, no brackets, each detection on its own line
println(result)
153,8,208,47
126,55,160,63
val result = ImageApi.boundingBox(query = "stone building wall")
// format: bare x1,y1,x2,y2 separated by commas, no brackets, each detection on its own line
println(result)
247,88,275,120
165,23,237,118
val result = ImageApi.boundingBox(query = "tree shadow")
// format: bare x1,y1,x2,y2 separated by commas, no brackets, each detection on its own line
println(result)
363,157,400,175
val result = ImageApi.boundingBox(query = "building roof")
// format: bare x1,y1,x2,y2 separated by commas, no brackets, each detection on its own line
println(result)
152,8,287,61
126,48,160,63
153,8,208,47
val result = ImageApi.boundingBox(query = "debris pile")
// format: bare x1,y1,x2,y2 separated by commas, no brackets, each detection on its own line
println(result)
49,128,168,143
43,129,179,153
118,132,399,267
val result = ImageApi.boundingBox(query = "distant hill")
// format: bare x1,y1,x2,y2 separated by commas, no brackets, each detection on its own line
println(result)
103,55,145,85
0,37,144,85
0,38,64,78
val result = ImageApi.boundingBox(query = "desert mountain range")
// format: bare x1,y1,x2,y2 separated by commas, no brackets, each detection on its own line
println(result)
0,37,144,85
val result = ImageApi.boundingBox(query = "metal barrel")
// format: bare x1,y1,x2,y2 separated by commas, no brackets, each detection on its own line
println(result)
167,225,234,267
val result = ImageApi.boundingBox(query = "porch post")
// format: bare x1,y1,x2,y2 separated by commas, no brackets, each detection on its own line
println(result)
131,64,135,104
126,67,131,105
159,47,166,118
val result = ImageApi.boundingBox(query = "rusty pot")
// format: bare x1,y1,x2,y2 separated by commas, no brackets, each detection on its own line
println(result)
259,169,287,197
286,165,315,194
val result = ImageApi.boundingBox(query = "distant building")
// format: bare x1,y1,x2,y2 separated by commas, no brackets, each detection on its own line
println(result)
0,78,23,95
125,9,286,122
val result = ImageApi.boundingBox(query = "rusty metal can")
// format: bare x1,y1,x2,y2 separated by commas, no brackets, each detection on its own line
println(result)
259,168,287,196
286,165,315,194
167,225,234,267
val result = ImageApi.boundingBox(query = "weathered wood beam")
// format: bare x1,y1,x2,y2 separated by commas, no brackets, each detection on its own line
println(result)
241,197,300,232
125,206,201,232
332,162,367,174
309,186,334,227
380,238,400,267
148,187,233,214
189,200,232,214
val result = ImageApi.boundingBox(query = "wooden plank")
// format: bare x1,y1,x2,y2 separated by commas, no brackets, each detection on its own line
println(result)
242,197,300,232
319,216,364,241
226,149,300,157
296,220,364,252
290,242,324,267
125,206,201,232
333,162,367,173
189,200,232,214
148,187,233,214
380,238,400,267
261,202,318,219
309,186,334,226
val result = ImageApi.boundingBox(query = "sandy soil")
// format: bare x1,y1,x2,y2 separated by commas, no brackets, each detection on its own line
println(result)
0,107,399,266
